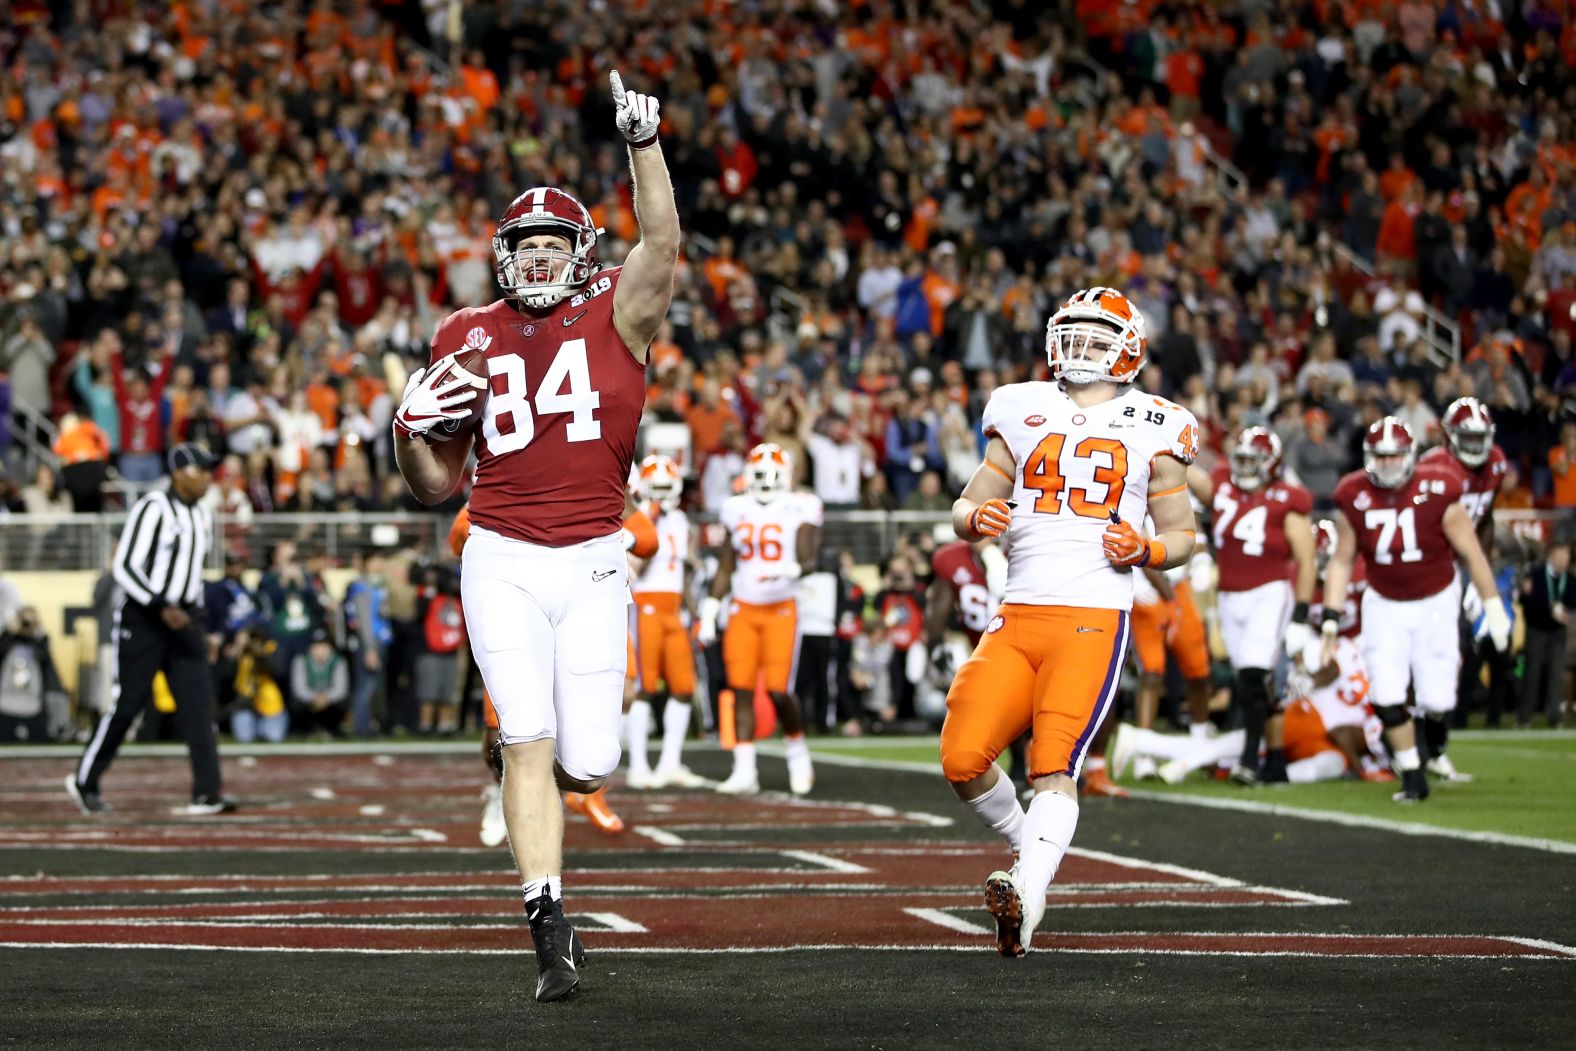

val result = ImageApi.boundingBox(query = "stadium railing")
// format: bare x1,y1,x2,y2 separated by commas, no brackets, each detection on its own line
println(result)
0,509,963,572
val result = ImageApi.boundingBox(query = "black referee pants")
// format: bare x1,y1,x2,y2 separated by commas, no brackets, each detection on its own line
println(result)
76,602,223,799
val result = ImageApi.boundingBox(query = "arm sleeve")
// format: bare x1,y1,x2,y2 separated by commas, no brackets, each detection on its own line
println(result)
289,655,310,703
623,510,659,559
111,495,165,609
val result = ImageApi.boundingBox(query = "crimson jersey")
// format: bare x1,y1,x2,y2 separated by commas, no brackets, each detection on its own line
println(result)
1418,444,1507,529
931,541,993,645
431,268,646,547
1209,465,1314,592
1333,464,1464,601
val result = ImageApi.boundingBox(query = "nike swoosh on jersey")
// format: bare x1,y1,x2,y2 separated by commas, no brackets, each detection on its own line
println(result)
1076,626,1103,633
592,569,616,581
563,310,589,327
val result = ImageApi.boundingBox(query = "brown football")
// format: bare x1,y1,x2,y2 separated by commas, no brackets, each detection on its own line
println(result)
433,344,490,439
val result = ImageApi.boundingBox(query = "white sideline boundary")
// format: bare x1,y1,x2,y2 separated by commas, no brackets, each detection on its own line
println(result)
773,747,1576,857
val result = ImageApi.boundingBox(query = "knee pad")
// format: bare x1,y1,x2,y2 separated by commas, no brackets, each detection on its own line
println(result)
1374,703,1410,730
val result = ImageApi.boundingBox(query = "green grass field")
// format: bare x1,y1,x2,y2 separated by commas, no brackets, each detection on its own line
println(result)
806,731,1576,845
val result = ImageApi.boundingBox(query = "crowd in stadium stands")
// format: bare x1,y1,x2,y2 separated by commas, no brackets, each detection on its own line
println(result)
0,3,1575,736
0,1,1572,518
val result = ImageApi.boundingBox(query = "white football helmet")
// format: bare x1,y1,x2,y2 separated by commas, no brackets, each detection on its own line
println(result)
638,454,683,511
1045,286,1148,385
744,443,791,504
1362,416,1417,490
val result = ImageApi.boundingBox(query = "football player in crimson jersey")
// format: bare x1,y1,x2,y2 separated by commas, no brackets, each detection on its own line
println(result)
625,455,706,791
943,287,1199,956
393,71,678,1004
1418,397,1512,773
699,444,823,795
1323,417,1510,803
1186,426,1316,784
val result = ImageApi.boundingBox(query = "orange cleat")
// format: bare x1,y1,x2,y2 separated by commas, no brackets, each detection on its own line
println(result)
564,787,625,835
1082,766,1129,798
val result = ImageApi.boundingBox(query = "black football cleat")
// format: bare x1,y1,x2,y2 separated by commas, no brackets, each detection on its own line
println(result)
1392,768,1431,804
65,775,108,815
527,893,586,1003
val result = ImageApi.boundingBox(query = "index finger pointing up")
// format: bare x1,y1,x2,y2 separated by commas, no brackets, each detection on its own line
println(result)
609,69,626,104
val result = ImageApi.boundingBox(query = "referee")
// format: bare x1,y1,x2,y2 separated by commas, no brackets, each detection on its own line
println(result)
67,444,235,815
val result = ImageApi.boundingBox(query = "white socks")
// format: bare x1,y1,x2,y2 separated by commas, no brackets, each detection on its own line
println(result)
1189,722,1214,740
626,700,652,775
962,772,1025,854
1128,727,1195,762
657,698,692,771
1016,790,1079,905
1394,745,1421,772
784,733,812,782
522,874,562,903
731,742,758,779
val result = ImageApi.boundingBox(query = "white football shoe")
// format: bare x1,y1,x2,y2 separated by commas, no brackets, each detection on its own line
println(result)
1021,879,1047,952
984,867,1026,958
714,769,760,796
1107,723,1138,780
1132,755,1159,781
625,766,658,790
789,766,814,796
651,764,707,789
1426,754,1474,783
1157,758,1190,785
479,784,507,847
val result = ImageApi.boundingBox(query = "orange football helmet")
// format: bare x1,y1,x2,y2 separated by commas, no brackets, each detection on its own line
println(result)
743,443,791,503
638,454,683,510
1045,286,1147,385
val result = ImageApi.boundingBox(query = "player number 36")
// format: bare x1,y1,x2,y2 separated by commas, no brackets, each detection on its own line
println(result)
483,338,602,454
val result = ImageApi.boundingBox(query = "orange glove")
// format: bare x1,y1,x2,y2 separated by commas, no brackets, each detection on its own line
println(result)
1103,513,1164,568
968,498,1013,539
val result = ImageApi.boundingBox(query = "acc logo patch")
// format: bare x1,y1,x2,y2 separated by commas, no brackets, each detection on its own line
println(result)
985,615,1005,634
463,326,492,351
1024,414,1047,427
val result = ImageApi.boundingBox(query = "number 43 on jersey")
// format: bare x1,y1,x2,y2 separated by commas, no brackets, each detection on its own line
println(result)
483,338,602,453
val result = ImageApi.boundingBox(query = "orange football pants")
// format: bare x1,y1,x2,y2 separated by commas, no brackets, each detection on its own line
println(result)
483,691,499,730
1131,581,1210,680
1282,699,1341,765
940,604,1130,783
632,592,696,695
722,598,799,694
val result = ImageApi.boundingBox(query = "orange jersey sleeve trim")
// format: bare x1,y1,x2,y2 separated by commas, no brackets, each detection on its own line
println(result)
983,460,1013,482
1149,483,1187,499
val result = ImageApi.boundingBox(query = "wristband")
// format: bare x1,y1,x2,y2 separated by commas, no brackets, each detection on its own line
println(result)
630,133,658,150
1320,607,1340,632
1137,537,1167,568
1292,602,1310,625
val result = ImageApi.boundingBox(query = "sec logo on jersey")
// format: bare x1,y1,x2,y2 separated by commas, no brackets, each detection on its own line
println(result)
463,326,492,351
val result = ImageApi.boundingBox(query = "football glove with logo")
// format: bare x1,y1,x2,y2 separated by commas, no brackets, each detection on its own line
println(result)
1103,513,1164,568
610,70,660,149
968,499,1012,539
394,356,485,440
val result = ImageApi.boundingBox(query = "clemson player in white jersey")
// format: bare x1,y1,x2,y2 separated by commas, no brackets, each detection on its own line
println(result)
625,455,705,790
698,443,823,795
940,287,1199,957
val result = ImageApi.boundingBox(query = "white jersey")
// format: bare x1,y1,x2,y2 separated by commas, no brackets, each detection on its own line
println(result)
982,382,1199,611
1297,635,1370,732
719,491,824,605
633,507,690,596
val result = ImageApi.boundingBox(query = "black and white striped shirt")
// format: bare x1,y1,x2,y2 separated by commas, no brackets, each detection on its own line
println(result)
112,490,213,611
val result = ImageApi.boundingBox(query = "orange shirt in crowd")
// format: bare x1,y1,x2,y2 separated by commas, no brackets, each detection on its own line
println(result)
1376,198,1417,262
53,419,111,464
1552,446,1576,508
685,402,734,454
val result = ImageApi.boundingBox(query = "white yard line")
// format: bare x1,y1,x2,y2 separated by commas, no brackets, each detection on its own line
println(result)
1123,789,1576,856
903,907,990,936
776,850,872,874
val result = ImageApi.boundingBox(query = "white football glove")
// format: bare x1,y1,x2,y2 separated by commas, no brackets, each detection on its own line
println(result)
1480,595,1512,653
697,595,721,646
610,69,660,148
1282,620,1314,660
1461,582,1484,622
393,355,484,440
